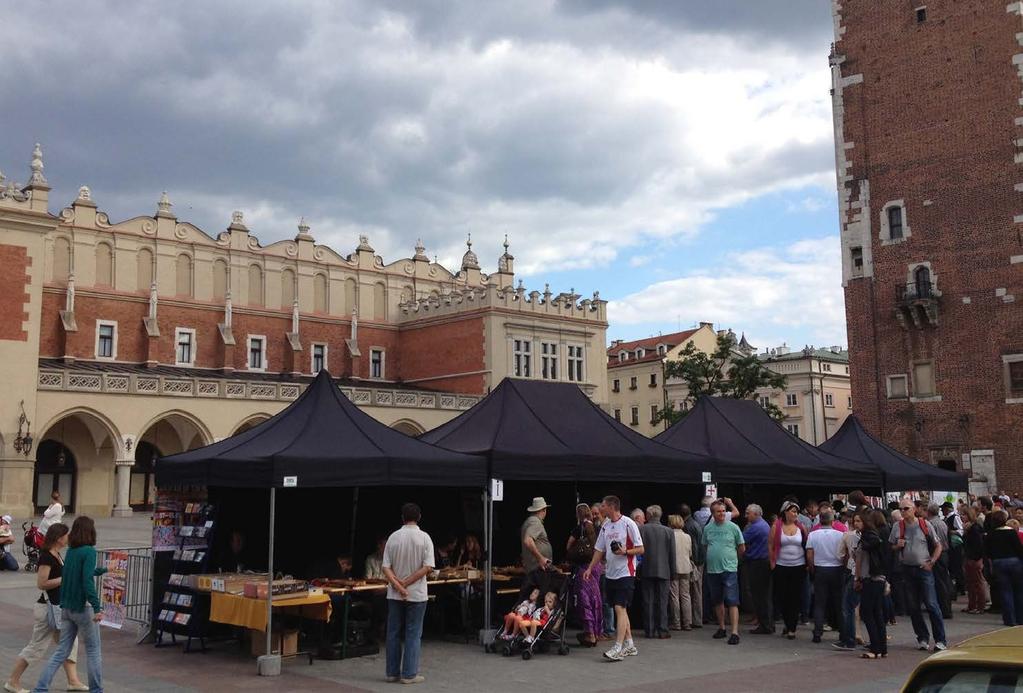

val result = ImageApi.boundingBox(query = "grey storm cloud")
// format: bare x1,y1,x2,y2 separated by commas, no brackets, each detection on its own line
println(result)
0,0,836,274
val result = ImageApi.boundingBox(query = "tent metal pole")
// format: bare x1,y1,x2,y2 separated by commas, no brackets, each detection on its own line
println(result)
483,482,494,646
257,486,280,675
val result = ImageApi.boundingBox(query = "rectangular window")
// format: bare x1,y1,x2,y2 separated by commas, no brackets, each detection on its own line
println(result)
848,396,853,408
567,345,584,382
248,336,266,371
629,376,638,390
370,349,385,379
888,206,903,240
175,328,195,366
630,407,639,426
758,395,770,408
513,339,531,378
96,321,116,359
613,408,622,422
887,374,909,399
850,246,864,274
825,392,834,407
311,343,327,373
612,378,620,393
650,404,659,424
785,393,797,407
1009,360,1023,398
785,423,800,437
649,372,657,387
915,6,927,22
540,341,558,380
913,361,935,397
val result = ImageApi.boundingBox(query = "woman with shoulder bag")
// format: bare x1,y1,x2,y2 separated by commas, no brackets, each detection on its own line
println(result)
855,510,888,659
32,517,107,693
4,523,88,693
567,503,601,646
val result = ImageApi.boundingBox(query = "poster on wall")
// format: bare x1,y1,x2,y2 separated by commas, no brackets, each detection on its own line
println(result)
100,550,128,629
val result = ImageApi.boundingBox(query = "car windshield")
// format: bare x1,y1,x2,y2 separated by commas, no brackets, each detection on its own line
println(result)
906,666,1023,693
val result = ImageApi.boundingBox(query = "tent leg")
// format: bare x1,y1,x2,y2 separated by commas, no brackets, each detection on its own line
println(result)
258,487,280,676
481,484,495,647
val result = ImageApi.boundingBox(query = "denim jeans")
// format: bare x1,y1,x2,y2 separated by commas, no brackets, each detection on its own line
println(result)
992,557,1023,626
903,565,946,645
0,549,18,571
837,570,861,646
386,599,427,681
33,606,102,692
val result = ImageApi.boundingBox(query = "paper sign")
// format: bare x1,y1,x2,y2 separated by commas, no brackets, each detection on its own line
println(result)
283,476,298,488
701,472,712,483
490,478,504,502
100,551,128,629
704,484,717,499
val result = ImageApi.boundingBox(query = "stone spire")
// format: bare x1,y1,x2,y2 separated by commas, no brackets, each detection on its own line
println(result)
497,234,514,274
461,233,479,271
296,217,314,241
156,191,174,218
413,238,429,261
29,143,47,186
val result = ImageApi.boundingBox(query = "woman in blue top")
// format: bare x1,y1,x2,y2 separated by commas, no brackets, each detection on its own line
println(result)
33,516,106,693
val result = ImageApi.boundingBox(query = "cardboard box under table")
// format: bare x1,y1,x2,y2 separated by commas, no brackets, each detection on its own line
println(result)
209,591,332,663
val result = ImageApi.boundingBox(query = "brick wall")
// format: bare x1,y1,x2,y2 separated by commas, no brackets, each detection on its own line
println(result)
838,1,1023,491
0,244,31,342
398,316,486,394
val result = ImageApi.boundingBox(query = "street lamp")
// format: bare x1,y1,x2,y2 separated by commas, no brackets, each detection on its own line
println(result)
13,400,33,457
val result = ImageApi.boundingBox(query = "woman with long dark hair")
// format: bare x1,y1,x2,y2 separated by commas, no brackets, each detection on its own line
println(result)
961,507,988,614
567,502,601,646
5,523,88,693
32,516,106,693
984,510,1023,626
769,500,807,639
856,510,887,659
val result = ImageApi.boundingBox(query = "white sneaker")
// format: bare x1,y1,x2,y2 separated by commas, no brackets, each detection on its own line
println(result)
917,640,930,651
524,636,534,644
934,641,948,651
621,644,638,657
603,645,624,661
4,682,29,693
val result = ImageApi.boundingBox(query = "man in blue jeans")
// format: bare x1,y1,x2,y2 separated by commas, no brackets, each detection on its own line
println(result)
890,501,946,651
382,503,435,684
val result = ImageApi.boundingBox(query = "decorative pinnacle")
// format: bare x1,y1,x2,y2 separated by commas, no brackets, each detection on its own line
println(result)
297,216,310,235
77,186,91,201
503,234,509,252
29,143,46,185
466,232,472,249
231,210,244,224
157,191,172,215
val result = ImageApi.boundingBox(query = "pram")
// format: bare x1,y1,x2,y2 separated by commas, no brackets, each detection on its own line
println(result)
22,521,44,572
491,570,572,660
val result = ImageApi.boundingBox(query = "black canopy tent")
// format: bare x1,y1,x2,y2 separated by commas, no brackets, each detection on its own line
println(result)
819,415,969,492
420,378,711,640
156,370,485,672
654,396,884,489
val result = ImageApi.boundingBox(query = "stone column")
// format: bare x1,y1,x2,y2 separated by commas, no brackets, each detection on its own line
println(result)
112,459,134,518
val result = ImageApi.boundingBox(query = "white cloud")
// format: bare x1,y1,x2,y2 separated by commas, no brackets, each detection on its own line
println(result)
607,237,846,346
628,255,652,268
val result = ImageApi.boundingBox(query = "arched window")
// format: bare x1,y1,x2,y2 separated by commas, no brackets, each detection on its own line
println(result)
137,247,153,292
175,254,193,297
248,264,263,306
52,237,71,283
314,273,327,313
94,243,113,287
344,278,357,316
281,268,296,308
212,259,228,300
373,282,386,320
914,265,931,298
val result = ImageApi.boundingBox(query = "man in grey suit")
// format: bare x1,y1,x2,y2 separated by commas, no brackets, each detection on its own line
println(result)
639,505,676,638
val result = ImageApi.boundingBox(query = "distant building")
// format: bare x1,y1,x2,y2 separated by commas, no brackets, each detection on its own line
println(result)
756,345,853,446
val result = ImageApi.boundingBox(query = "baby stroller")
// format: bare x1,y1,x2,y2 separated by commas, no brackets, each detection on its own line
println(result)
499,571,572,660
22,521,44,573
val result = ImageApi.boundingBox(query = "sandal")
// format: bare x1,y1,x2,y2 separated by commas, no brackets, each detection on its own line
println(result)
859,652,878,659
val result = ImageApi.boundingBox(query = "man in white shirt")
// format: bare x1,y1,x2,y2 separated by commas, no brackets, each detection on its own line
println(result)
584,495,644,662
806,509,845,644
382,503,435,685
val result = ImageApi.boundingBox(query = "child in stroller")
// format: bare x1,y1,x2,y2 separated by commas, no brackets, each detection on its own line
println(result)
498,587,539,640
498,573,572,660
520,591,557,644
21,521,44,572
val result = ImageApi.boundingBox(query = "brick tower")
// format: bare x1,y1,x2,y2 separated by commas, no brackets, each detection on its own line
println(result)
832,1,1023,493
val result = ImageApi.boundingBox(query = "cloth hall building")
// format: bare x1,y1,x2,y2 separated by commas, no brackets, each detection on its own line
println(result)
0,146,608,519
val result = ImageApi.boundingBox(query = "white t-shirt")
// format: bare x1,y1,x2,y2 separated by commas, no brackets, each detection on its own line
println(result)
595,515,643,579
382,524,435,602
39,503,64,535
806,527,845,568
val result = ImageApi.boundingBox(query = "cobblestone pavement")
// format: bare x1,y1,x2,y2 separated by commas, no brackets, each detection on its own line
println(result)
0,517,1007,692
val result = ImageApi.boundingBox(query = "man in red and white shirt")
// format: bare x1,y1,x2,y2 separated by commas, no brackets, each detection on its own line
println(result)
585,495,644,662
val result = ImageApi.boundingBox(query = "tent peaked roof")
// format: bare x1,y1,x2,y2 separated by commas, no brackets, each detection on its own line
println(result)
155,370,485,489
654,396,882,488
420,378,707,482
820,416,968,491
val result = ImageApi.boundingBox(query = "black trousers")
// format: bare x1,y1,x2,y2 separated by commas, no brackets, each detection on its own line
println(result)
860,579,888,655
773,565,805,633
642,577,669,635
933,554,953,618
746,558,773,630
812,566,844,638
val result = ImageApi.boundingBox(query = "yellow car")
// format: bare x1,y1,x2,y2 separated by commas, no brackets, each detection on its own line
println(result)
901,626,1023,692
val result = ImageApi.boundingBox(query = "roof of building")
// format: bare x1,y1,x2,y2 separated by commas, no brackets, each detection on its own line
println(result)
759,346,849,364
606,327,701,369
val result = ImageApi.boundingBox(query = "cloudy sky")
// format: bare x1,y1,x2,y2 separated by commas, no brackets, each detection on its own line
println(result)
0,0,842,351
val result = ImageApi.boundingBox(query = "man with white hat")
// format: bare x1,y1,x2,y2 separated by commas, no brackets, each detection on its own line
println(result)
521,497,553,574
0,515,18,571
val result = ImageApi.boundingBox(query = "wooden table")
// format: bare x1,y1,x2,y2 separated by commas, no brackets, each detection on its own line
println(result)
209,591,333,664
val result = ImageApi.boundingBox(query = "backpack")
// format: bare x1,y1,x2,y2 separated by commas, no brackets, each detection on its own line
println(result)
899,518,937,555
568,521,595,564
944,514,964,548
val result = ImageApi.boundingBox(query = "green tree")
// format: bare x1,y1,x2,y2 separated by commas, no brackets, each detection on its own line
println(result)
655,332,787,426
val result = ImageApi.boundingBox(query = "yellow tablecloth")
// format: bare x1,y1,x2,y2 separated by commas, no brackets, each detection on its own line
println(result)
209,592,332,632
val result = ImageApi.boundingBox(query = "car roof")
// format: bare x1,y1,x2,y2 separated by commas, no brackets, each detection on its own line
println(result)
910,627,1023,672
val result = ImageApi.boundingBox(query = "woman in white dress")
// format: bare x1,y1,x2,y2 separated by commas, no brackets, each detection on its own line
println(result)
38,492,64,535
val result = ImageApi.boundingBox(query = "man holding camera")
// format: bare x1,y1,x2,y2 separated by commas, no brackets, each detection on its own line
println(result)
585,495,644,662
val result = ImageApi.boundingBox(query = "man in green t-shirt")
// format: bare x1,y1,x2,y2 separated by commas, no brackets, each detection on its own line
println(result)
701,500,745,645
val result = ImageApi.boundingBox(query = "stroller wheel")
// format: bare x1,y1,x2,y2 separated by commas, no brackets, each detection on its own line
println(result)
521,650,532,660
558,645,570,656
484,643,494,654
502,646,512,657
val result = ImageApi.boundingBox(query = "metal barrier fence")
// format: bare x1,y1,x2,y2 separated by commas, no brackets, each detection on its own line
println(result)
95,547,154,641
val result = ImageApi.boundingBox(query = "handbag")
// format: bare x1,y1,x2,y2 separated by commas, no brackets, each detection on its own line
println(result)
43,595,61,631
568,522,595,564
